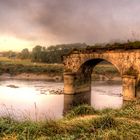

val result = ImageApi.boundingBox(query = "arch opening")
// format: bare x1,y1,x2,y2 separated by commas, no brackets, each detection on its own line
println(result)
78,58,121,75
91,59,122,109
77,58,123,109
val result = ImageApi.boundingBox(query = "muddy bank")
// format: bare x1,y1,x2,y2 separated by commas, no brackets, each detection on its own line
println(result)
0,73,121,82
0,73,63,82
92,74,121,81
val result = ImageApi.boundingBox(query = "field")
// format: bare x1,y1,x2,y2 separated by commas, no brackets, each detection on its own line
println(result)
0,57,64,76
0,100,140,139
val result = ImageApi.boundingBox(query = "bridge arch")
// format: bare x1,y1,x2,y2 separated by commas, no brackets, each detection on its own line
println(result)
63,49,139,112
63,58,123,112
64,58,136,112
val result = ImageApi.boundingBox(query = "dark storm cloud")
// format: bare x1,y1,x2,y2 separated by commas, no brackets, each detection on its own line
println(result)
0,0,140,45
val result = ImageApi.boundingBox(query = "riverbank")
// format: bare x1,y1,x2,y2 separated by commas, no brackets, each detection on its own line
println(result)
0,57,121,81
0,73,63,82
0,59,64,81
0,73,121,82
1,100,140,139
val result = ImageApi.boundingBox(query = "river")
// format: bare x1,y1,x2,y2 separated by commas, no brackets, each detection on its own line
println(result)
0,79,122,120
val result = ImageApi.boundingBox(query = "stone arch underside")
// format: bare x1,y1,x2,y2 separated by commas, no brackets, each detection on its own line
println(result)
76,58,121,83
77,57,121,76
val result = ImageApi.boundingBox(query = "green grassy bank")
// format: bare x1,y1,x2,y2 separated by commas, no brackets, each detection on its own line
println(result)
0,57,63,76
1,100,140,139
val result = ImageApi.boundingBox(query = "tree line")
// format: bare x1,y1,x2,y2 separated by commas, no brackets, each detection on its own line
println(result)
3,43,87,63
3,40,140,64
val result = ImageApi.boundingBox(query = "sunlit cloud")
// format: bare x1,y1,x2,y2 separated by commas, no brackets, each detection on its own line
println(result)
0,36,33,51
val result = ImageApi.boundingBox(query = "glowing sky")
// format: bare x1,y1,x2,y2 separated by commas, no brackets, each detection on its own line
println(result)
0,0,140,51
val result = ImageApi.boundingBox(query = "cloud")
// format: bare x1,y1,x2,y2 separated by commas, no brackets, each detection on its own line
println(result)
0,0,140,45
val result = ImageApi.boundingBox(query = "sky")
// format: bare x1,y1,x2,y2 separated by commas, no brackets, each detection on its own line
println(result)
0,0,140,51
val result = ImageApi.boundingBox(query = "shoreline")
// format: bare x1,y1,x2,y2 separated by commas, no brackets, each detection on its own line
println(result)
0,73,121,82
0,73,63,82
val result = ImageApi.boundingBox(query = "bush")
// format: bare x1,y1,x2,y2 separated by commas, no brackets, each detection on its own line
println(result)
65,104,96,118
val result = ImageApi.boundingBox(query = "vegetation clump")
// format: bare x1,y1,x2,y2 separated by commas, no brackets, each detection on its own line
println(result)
65,104,96,118
86,41,140,51
92,115,117,129
0,62,63,76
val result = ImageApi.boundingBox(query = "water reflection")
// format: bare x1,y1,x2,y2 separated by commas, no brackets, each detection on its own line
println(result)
91,81,123,109
0,80,122,120
0,80,64,120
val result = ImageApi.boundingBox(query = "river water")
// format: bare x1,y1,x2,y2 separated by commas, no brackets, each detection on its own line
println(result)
0,79,122,120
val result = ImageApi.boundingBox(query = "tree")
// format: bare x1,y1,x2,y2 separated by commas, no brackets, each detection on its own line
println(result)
20,48,30,59
7,51,17,59
31,45,44,62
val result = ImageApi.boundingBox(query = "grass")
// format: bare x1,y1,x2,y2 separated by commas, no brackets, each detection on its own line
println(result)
65,104,96,119
0,114,140,139
94,64,119,75
0,101,140,139
0,57,64,76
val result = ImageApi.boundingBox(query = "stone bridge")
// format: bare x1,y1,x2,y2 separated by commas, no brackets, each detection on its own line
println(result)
63,47,140,112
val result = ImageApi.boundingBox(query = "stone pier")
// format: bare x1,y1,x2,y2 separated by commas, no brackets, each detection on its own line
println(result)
123,75,136,101
63,72,91,113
